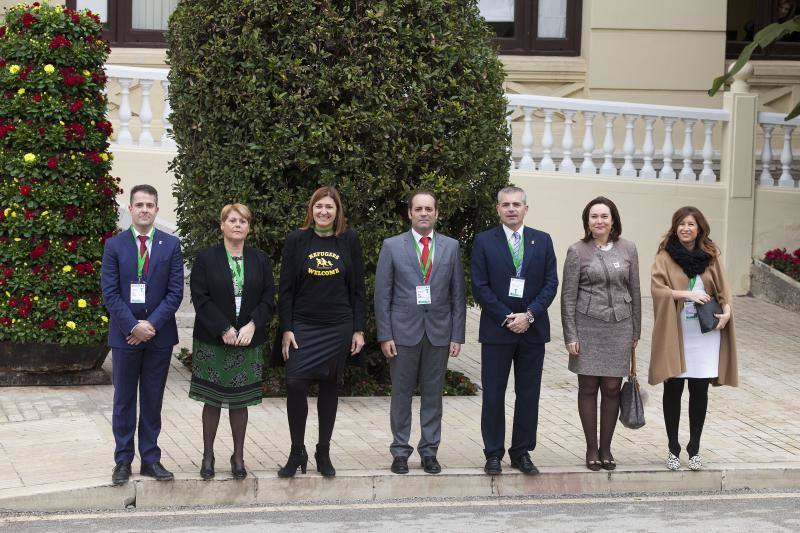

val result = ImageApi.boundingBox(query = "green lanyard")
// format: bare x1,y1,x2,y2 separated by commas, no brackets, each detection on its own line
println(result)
688,276,697,291
130,226,154,280
225,248,244,293
507,234,523,272
413,235,435,282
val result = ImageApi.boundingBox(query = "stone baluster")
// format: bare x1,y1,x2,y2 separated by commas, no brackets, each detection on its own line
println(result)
679,119,697,181
620,114,637,177
600,113,618,176
117,77,134,145
518,106,536,171
778,125,795,187
659,117,676,179
539,108,556,171
580,111,597,175
161,80,176,148
138,79,155,147
558,110,576,173
759,124,775,186
699,120,716,182
639,115,657,179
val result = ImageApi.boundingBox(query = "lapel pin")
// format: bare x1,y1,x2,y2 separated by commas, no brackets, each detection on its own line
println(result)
531,240,535,245
158,240,163,245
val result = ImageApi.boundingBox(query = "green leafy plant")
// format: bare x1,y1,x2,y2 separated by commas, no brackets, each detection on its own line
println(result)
167,0,508,392
710,16,800,118
0,2,117,344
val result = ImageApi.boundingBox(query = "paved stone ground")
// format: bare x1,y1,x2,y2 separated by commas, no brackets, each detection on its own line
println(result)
0,295,798,494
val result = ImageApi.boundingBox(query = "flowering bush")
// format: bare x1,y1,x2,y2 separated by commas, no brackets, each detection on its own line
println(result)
763,247,800,282
0,2,118,344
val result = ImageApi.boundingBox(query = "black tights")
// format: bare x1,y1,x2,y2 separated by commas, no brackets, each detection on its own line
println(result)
663,377,710,457
286,360,340,449
577,375,623,461
202,404,248,466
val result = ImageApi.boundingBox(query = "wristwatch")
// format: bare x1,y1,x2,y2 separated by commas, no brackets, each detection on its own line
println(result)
526,310,535,323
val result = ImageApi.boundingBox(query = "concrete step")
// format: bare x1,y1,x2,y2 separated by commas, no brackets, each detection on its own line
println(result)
2,464,799,512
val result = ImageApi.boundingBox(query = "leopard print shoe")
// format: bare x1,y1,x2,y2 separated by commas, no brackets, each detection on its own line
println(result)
666,452,681,471
688,454,702,471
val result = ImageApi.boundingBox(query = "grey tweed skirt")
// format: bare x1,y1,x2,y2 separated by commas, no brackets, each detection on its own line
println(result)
567,312,633,377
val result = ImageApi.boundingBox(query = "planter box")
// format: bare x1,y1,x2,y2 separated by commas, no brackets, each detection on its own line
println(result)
0,342,110,386
750,259,800,314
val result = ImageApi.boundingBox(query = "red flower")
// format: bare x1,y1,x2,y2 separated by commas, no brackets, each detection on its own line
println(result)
49,35,72,50
37,127,45,135
0,317,11,327
65,122,85,141
64,204,77,220
3,268,12,278
21,13,37,28
102,187,113,197
8,298,18,308
69,100,83,113
30,240,48,259
65,293,74,303
0,26,6,38
71,14,81,24
31,93,41,103
100,230,114,245
41,318,56,330
90,294,100,306
21,294,31,308
24,209,35,220
47,157,57,169
20,185,31,196
87,330,96,337
95,121,113,136
65,238,78,252
17,307,29,318
58,301,69,311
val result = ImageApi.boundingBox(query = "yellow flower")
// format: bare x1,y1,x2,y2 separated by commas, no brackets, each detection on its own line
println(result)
17,88,25,95
10,211,16,217
59,121,65,125
3,208,9,217
14,238,20,242
43,64,55,74
101,316,108,323
78,299,87,308
66,321,76,330
62,265,72,273
82,70,90,77
41,211,48,216
8,65,20,75
23,153,36,163
33,296,39,301
99,153,109,162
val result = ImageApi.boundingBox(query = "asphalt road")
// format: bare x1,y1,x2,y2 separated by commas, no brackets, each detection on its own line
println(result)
2,491,799,532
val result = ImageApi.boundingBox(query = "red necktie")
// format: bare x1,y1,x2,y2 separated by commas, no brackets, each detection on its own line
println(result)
138,235,150,276
420,236,431,283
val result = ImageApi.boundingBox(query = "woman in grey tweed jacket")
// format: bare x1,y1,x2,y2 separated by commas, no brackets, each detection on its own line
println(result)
560,196,641,472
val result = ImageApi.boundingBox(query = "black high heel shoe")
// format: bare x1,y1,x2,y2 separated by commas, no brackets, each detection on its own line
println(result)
200,454,215,480
314,443,336,478
230,455,247,480
278,445,308,478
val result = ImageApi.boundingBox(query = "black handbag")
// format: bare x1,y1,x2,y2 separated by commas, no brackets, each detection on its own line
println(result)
697,298,723,334
619,348,645,429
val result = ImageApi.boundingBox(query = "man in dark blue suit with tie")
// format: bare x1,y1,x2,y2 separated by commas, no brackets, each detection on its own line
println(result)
471,186,558,475
101,184,184,485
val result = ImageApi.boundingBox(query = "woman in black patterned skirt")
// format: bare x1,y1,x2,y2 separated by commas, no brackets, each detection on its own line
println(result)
277,187,366,478
189,203,275,480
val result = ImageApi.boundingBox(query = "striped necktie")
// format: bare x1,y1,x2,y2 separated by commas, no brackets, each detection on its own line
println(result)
512,231,521,276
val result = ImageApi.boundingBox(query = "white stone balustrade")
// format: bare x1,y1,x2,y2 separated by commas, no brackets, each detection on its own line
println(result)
104,65,175,149
757,112,800,188
505,94,729,182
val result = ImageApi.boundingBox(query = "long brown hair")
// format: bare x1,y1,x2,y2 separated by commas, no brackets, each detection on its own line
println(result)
301,186,347,236
657,206,718,259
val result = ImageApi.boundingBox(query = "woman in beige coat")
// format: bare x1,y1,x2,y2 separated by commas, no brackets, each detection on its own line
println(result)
650,206,737,472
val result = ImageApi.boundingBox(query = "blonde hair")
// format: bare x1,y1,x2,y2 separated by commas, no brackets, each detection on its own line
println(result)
219,203,252,225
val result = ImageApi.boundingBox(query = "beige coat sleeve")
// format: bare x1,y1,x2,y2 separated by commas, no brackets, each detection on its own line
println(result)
560,244,581,344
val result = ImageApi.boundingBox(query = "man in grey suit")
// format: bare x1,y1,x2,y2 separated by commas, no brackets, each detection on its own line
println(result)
375,190,467,475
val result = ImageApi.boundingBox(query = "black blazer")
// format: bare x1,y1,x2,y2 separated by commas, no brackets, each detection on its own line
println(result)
278,228,366,333
190,244,275,346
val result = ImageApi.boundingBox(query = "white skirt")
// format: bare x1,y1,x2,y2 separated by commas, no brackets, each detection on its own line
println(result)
677,276,720,379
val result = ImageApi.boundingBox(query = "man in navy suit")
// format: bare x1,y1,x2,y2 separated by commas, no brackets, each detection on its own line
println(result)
101,184,184,485
470,186,558,475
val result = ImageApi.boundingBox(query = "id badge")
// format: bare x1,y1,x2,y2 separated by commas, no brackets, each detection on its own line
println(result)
508,277,525,298
130,282,146,304
235,296,242,316
416,285,432,305
684,300,697,320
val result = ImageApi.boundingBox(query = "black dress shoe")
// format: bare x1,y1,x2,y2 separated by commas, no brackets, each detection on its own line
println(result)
140,461,174,481
112,462,131,485
230,455,247,480
391,456,409,474
421,456,441,474
510,452,539,475
200,455,215,480
484,456,502,475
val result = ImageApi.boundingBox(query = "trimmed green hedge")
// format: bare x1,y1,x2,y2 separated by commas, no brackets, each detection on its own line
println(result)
167,0,508,379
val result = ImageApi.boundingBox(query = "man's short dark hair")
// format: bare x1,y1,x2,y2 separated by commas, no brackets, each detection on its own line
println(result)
408,189,438,210
129,184,159,205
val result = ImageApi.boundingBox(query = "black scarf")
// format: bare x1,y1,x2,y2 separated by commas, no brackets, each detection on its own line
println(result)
666,234,711,278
